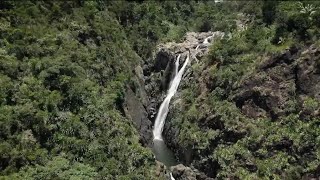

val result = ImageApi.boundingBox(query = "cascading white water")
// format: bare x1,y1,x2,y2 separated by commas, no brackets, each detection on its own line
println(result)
203,35,212,44
174,55,180,76
169,54,180,88
151,33,221,179
153,54,190,140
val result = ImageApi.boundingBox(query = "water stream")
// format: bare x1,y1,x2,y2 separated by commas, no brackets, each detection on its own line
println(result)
152,35,214,179
152,54,189,168
153,54,189,140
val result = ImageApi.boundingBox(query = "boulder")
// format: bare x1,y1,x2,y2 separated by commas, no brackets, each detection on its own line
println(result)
171,164,214,180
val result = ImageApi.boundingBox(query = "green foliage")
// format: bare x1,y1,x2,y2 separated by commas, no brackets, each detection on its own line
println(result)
0,1,157,178
1,0,320,179
303,97,319,112
167,1,320,179
272,1,320,43
262,1,278,25
5,156,97,180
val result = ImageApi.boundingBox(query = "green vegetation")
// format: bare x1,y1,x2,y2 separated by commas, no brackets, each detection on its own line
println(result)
1,0,320,179
0,1,250,178
169,1,320,179
0,1,158,179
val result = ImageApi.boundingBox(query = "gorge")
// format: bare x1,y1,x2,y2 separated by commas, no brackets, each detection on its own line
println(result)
1,1,320,179
148,32,224,179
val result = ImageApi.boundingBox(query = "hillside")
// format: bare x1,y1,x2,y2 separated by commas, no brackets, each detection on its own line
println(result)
0,1,319,180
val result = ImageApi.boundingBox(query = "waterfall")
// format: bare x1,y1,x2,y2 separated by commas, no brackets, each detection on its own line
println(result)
169,54,181,88
175,55,180,76
153,54,190,140
151,32,221,179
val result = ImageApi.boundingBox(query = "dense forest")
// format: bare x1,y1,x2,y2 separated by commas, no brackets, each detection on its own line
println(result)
0,1,319,179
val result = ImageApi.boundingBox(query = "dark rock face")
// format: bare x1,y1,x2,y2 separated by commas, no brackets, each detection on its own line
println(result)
154,49,175,72
122,63,153,146
159,50,176,92
123,85,152,146
122,48,178,146
121,43,177,146
145,50,176,123
146,48,176,94
234,45,320,120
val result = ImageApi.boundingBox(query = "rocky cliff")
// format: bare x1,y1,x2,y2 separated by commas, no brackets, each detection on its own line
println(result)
163,43,320,179
130,32,223,179
121,25,320,178
234,45,320,120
